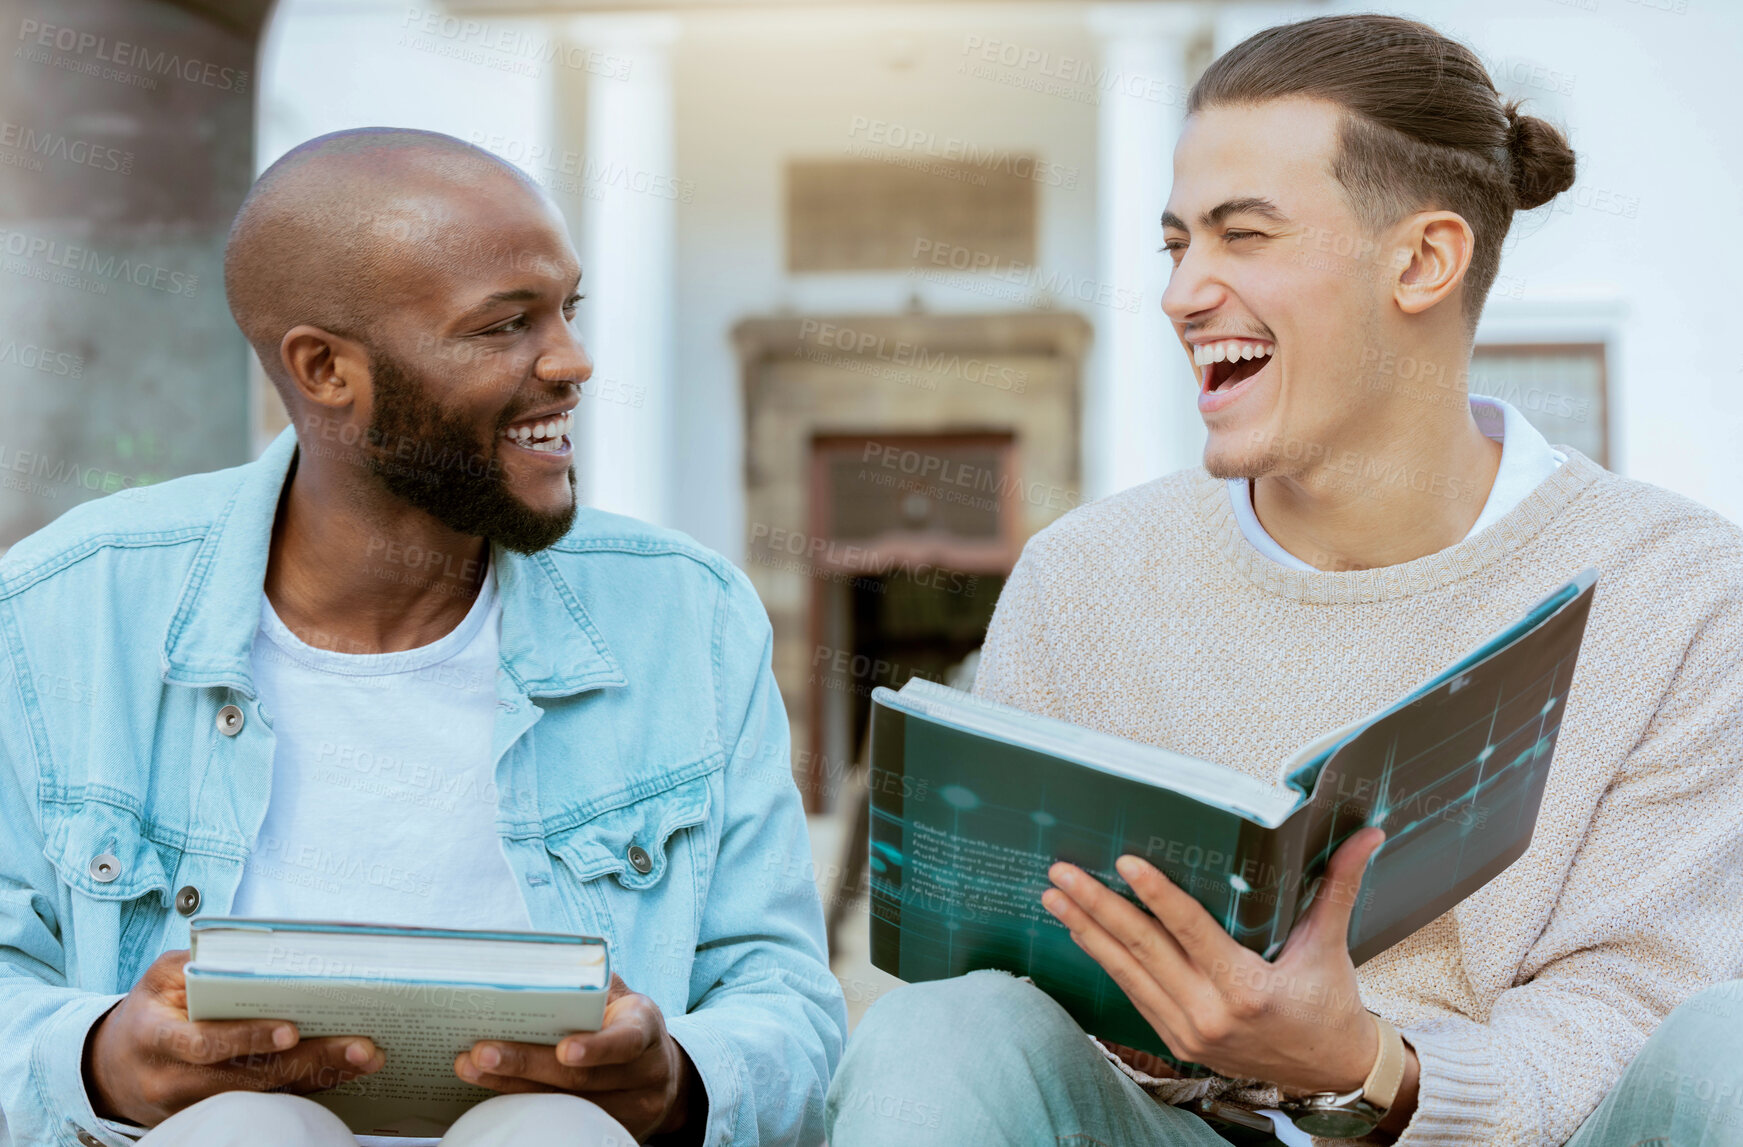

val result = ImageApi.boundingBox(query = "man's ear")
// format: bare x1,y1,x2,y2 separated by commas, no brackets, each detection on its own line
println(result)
279,324,370,414
1392,211,1474,317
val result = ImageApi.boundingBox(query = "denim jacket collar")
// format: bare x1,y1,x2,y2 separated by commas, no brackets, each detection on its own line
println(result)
161,427,626,699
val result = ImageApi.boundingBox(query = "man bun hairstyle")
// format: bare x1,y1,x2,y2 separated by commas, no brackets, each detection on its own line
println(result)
1188,14,1576,325
1504,104,1577,211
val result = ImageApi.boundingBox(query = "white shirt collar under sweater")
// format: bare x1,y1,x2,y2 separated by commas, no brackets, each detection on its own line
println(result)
1228,396,1567,572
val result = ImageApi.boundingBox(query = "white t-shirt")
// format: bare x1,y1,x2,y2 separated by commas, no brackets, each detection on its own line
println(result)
1229,396,1566,570
232,562,532,1147
234,562,531,930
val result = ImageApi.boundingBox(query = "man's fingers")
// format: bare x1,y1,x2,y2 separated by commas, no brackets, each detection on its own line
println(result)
451,1066,560,1095
138,1036,382,1110
1047,861,1206,993
1295,827,1385,955
159,1019,300,1065
458,1041,543,1085
457,1041,663,1093
1108,856,1249,975
1041,877,1193,1046
247,1036,384,1094
556,998,660,1068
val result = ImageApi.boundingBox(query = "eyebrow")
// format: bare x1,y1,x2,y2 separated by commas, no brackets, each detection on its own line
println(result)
1161,197,1292,231
476,287,541,307
462,276,584,316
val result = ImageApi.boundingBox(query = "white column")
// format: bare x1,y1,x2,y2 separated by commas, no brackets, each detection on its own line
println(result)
1086,5,1206,498
568,14,680,527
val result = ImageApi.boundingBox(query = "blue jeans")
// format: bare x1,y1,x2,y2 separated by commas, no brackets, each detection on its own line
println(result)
825,971,1743,1146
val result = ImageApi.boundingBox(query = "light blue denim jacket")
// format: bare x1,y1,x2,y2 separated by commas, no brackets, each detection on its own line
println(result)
0,428,846,1147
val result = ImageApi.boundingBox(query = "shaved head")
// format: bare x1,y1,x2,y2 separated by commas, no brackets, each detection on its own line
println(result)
224,127,548,393
224,126,592,555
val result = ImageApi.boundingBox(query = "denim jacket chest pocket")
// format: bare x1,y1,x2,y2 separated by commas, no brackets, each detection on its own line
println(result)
541,765,719,985
39,800,176,994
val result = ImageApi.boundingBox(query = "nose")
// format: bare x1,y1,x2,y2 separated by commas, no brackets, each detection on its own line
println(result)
1160,247,1226,328
538,326,593,390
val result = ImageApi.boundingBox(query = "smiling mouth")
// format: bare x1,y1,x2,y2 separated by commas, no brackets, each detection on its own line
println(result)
499,409,575,454
1192,339,1275,393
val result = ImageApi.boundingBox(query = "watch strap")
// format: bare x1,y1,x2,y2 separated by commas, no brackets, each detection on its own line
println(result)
1361,1013,1407,1115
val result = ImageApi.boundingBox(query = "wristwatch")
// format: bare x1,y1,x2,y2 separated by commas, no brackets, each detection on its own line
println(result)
1279,1012,1407,1138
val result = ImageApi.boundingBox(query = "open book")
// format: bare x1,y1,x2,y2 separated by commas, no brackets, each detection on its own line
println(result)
185,919,609,1137
866,569,1597,1061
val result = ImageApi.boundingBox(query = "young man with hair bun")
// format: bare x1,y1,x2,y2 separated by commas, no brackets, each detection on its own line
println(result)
828,15,1743,1147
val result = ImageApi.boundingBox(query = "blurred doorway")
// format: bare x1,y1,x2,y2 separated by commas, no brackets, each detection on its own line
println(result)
806,431,1017,793
734,310,1089,812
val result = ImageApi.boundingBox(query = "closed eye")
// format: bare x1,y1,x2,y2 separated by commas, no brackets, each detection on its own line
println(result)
1161,230,1261,259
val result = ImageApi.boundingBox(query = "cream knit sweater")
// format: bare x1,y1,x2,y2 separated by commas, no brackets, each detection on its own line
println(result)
973,449,1743,1147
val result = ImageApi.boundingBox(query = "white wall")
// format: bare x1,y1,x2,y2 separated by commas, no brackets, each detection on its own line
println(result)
258,1,553,171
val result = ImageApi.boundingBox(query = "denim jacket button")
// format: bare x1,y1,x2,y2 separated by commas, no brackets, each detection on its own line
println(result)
627,844,653,875
77,1130,105,1147
216,705,245,736
175,886,201,916
88,854,121,884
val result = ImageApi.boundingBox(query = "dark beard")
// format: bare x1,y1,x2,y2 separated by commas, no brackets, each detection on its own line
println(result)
361,347,577,555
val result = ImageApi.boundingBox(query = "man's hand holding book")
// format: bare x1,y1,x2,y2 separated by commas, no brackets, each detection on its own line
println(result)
452,972,702,1142
84,950,386,1127
1044,827,1421,1134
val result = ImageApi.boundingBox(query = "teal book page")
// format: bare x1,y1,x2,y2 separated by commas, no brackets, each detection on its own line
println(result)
867,708,1288,1059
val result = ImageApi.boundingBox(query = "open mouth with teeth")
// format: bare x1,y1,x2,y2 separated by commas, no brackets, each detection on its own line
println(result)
1193,339,1275,394
499,409,575,454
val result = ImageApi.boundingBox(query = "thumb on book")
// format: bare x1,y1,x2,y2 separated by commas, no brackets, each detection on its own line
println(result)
1300,827,1386,957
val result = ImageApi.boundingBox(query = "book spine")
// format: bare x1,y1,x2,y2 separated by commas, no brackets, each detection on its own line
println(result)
866,703,906,976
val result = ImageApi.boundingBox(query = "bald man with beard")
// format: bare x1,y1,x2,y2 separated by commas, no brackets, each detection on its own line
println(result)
0,129,845,1147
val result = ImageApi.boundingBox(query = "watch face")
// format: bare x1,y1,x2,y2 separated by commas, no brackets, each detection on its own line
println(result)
1291,1109,1382,1138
